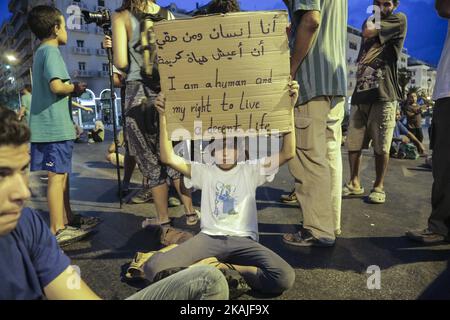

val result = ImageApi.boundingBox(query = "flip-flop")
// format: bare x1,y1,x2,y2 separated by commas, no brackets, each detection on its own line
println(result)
185,210,200,226
125,251,155,281
368,188,386,204
342,183,365,197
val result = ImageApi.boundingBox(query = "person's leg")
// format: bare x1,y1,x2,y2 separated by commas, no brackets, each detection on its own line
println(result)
48,172,67,234
122,152,136,190
287,97,335,241
144,233,223,282
348,151,363,188
373,153,390,190
346,104,370,190
370,102,397,192
326,98,345,234
126,265,228,300
63,173,74,225
224,237,295,294
151,183,170,224
172,178,197,225
428,98,450,237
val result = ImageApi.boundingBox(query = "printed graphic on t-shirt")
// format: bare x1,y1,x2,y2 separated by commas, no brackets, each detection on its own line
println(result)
356,41,386,93
214,182,238,219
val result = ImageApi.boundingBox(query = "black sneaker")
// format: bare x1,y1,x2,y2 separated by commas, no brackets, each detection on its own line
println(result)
131,188,153,204
282,229,335,247
406,229,449,244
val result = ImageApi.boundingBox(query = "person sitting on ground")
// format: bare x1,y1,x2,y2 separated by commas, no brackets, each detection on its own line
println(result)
0,104,229,300
405,90,425,143
106,129,126,167
391,109,426,158
88,120,105,143
140,82,299,296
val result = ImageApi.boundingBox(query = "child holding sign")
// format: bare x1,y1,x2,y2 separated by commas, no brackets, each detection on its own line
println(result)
142,81,299,295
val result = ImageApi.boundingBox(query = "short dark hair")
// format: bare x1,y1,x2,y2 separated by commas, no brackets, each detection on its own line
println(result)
207,0,240,14
27,5,63,40
0,105,30,146
22,84,32,93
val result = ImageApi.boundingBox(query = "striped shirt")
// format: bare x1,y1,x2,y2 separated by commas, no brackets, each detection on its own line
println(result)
287,0,348,105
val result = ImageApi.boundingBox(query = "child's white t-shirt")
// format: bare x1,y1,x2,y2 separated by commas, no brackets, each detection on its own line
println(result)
185,160,275,241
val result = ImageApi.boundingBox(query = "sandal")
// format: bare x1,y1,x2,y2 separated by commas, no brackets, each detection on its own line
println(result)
342,183,365,197
185,210,200,226
142,218,171,229
368,188,386,204
125,251,155,281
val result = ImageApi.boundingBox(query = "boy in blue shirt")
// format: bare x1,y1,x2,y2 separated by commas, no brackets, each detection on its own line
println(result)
0,105,228,300
27,6,98,246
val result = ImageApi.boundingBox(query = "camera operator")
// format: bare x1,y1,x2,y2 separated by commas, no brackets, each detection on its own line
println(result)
112,0,198,227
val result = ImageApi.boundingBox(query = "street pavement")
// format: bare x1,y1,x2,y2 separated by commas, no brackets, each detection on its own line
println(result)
28,130,450,300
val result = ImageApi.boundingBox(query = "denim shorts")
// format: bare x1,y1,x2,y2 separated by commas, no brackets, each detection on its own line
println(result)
30,140,74,174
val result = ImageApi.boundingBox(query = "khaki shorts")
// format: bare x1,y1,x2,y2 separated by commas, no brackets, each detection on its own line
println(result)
346,101,397,154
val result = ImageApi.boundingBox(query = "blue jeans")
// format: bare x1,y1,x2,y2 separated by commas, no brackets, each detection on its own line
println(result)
126,265,228,300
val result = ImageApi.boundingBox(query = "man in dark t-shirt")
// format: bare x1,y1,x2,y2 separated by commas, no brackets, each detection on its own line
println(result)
0,105,228,300
344,0,407,204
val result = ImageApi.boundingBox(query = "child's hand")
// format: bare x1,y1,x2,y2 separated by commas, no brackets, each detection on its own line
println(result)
103,35,112,49
288,79,299,106
154,93,166,116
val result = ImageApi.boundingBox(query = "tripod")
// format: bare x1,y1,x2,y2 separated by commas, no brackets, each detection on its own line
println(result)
104,27,123,208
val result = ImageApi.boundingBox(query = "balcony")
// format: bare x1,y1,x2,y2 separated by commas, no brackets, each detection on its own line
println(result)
71,24,89,33
95,27,104,34
12,15,27,38
98,70,109,77
96,48,107,56
71,46,92,55
13,30,31,52
73,70,96,78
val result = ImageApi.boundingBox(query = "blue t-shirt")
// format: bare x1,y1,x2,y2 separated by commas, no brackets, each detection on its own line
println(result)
393,120,409,139
0,208,71,300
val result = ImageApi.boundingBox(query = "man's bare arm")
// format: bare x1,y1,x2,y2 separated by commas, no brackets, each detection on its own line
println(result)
290,10,321,78
44,266,102,300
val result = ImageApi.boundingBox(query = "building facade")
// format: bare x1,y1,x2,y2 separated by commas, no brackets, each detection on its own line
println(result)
407,59,437,97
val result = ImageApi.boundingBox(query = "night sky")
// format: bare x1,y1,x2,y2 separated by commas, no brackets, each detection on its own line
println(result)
1,0,448,65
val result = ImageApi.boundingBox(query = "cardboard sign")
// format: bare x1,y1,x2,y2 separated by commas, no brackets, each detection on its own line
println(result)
154,11,293,141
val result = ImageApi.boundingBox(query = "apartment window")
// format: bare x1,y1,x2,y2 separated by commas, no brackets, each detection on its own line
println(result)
79,62,86,71
77,40,84,48
98,0,105,6
349,42,358,50
102,63,109,72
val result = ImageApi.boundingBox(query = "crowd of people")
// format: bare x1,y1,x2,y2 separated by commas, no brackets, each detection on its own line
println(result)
0,0,449,300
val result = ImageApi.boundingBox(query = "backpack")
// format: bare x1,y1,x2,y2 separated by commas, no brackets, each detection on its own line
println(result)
399,143,419,160
129,7,170,90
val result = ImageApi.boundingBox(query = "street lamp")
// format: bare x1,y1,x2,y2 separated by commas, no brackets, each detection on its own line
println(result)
5,54,18,63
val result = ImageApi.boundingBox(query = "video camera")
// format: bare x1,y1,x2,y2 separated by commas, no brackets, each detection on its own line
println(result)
82,9,111,28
